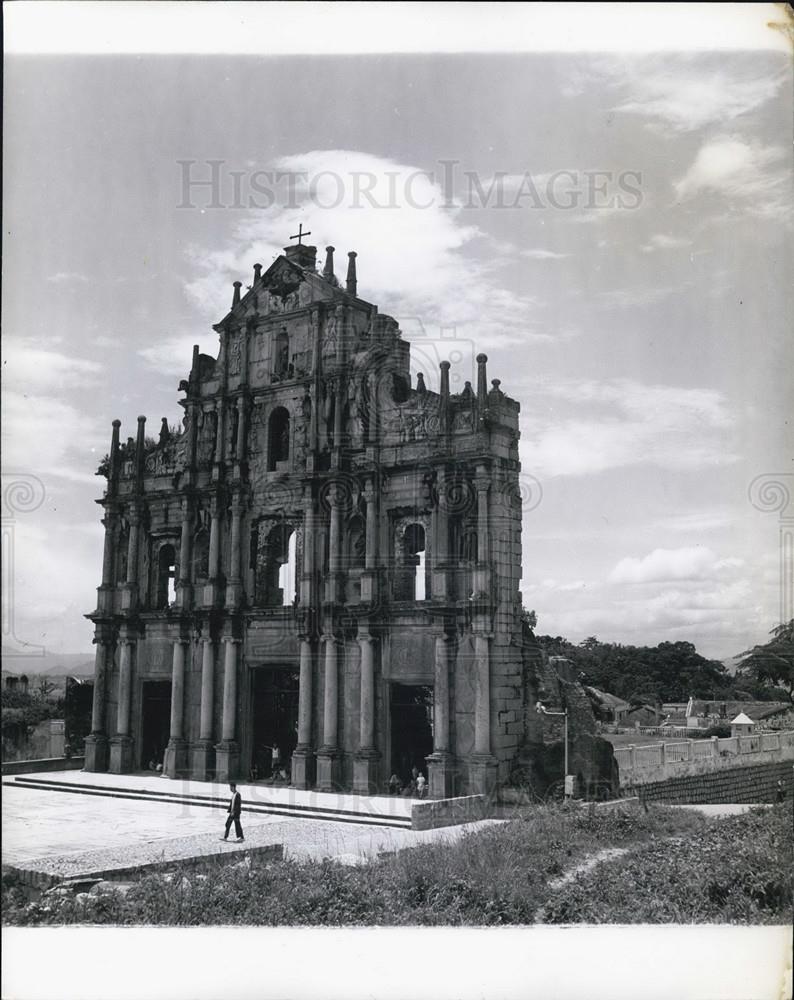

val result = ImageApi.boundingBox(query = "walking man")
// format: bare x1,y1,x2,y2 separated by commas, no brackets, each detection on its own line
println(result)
221,782,244,842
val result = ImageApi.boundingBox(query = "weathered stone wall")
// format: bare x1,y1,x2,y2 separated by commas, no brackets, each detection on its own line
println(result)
625,760,794,804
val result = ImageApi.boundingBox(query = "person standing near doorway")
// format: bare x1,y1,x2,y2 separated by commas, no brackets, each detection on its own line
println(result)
220,782,244,842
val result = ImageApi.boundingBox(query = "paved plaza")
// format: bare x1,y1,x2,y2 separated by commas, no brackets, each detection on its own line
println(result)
1,772,501,882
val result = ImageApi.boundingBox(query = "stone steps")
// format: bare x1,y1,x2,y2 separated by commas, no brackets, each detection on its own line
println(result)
3,775,414,829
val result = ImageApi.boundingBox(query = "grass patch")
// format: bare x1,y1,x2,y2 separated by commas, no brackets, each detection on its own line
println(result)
4,802,789,926
542,802,793,924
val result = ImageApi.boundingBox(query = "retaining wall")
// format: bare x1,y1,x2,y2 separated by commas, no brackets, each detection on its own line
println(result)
411,794,487,830
622,760,794,805
2,756,85,776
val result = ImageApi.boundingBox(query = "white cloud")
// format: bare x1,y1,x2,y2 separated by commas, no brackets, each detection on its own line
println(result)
139,334,213,375
569,57,788,133
3,343,103,391
520,378,737,477
46,271,89,284
183,149,546,350
521,248,571,260
674,137,791,218
1,390,103,484
640,233,692,253
609,547,742,584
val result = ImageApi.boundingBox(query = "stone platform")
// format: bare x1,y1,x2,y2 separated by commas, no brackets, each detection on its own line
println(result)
2,771,501,890
3,769,487,829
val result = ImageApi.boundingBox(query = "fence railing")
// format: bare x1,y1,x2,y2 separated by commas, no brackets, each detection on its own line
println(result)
613,729,794,776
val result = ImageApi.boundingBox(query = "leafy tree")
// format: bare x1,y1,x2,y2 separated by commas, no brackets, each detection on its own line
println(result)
533,635,733,703
521,608,538,631
737,621,794,704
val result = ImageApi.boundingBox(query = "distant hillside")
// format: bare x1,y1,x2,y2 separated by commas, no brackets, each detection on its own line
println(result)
1,649,94,676
722,654,745,676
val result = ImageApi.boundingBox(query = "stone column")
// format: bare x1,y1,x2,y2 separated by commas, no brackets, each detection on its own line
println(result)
209,502,221,579
84,635,111,772
212,398,224,478
121,507,140,611
468,631,497,796
215,637,240,781
473,633,490,754
163,640,188,778
109,638,135,773
96,506,117,613
427,632,455,797
204,497,221,606
361,479,378,603
473,468,491,599
300,492,316,606
353,632,380,794
316,635,341,791
226,495,243,608
292,637,316,789
234,396,247,469
187,401,199,470
191,636,216,779
176,499,192,609
431,468,449,600
325,487,341,604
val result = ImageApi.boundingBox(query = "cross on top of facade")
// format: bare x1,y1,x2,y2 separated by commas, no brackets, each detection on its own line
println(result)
289,223,311,245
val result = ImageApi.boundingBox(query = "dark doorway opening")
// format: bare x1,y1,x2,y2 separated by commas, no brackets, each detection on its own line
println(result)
140,680,171,770
390,683,433,783
251,667,299,781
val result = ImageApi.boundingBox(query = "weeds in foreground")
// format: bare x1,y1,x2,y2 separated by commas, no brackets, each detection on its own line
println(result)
3,802,790,926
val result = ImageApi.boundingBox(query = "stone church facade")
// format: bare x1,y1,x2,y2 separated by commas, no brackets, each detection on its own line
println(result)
84,239,528,796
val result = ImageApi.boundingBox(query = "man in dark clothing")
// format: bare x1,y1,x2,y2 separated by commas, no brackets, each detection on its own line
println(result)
220,782,244,842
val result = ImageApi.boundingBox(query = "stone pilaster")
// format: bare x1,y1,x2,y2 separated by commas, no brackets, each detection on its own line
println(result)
427,631,455,798
203,496,221,607
226,494,243,608
361,479,378,604
353,632,380,793
215,637,240,781
84,633,112,772
316,634,341,791
468,631,497,796
292,637,316,789
120,506,141,612
176,498,193,610
163,639,188,778
191,635,216,780
109,637,135,773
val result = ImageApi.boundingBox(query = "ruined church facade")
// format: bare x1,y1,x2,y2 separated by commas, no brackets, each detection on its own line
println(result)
85,240,526,796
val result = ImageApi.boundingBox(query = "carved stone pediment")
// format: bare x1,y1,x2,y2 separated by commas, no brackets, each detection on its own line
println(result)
267,263,303,302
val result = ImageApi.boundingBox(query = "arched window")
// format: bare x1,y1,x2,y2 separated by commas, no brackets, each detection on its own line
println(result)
192,529,210,580
255,523,297,606
268,407,290,471
278,530,297,607
398,523,427,602
273,329,289,378
156,544,177,609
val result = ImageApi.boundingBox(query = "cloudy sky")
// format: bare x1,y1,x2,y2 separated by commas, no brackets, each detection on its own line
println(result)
2,6,792,662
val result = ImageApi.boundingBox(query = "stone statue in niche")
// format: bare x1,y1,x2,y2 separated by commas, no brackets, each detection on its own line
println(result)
293,394,311,466
229,336,242,376
197,410,217,465
324,312,337,356
322,385,335,448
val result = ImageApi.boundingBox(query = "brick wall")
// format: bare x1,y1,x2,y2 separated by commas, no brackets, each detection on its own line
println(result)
624,760,794,804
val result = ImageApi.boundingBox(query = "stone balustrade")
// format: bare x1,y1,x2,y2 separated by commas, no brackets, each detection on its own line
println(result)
614,729,794,787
